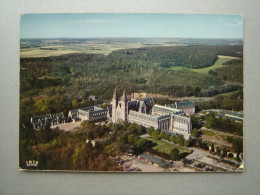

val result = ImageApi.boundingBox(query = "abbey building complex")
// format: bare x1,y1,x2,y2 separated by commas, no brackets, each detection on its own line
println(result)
31,88,194,140
107,88,194,139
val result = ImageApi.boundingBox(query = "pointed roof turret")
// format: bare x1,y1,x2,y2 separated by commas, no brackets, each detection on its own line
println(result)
113,88,117,100
122,89,127,102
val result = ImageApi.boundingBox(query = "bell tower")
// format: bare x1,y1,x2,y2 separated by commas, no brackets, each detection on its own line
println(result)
112,88,118,123
120,89,128,121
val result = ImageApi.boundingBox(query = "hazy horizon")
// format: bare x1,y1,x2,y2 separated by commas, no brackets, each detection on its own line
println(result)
20,13,243,39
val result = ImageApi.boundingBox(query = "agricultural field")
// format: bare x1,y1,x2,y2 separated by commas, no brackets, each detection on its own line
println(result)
20,42,185,58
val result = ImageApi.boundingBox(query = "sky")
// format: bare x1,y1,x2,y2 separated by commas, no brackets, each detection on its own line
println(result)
20,13,243,39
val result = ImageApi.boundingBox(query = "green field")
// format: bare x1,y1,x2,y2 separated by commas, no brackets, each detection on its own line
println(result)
170,55,241,74
144,137,191,154
190,55,241,74
202,130,216,136
170,66,190,71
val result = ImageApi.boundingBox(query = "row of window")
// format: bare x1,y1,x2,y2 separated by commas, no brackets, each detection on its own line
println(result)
91,111,107,117
129,116,158,128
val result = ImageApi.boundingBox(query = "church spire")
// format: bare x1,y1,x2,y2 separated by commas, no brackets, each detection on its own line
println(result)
122,89,127,101
113,88,117,100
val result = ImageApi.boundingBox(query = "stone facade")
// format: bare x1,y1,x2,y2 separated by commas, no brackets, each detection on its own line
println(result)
128,110,171,130
31,112,65,130
68,106,107,122
166,102,195,116
109,89,193,139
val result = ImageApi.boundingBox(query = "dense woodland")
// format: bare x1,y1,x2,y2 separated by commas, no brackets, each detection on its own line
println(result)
20,44,243,170
20,120,159,170
196,89,243,111
20,45,243,100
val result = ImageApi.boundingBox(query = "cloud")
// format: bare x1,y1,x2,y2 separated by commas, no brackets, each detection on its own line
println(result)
71,19,116,24
222,21,243,27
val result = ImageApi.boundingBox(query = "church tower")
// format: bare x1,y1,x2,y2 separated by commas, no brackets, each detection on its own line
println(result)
120,89,128,121
112,88,118,123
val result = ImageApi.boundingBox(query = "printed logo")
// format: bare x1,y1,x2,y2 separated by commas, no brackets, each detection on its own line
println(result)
26,160,38,167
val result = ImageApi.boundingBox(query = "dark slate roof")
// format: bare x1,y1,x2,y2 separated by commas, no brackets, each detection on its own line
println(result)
225,110,243,118
81,106,95,112
166,102,194,109
128,100,139,111
52,112,65,119
69,105,104,116
31,114,52,123
141,98,154,107
69,109,79,114
79,106,108,117
176,102,194,109
166,104,177,109
139,153,169,166
141,98,154,114
89,108,108,116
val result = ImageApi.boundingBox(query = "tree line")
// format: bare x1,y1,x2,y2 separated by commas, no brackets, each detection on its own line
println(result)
205,112,243,136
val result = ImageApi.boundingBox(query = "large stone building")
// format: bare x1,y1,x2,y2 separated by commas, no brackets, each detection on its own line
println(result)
108,88,193,139
68,105,108,122
165,102,195,116
31,112,65,130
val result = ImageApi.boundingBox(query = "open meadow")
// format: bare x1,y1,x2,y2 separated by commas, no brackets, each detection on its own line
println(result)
171,55,242,74
20,42,186,58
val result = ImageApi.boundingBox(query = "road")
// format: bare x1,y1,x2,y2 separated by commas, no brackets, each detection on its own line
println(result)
186,147,241,171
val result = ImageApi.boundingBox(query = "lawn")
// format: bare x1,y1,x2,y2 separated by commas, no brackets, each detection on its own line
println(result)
170,55,241,75
143,137,191,155
202,130,216,136
190,55,241,74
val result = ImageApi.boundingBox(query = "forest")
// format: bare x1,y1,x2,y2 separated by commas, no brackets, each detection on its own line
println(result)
20,120,155,170
20,43,243,170
20,45,243,101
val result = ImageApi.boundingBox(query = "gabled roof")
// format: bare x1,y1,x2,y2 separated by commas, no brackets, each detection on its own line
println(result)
31,114,52,123
52,112,65,119
166,102,194,109
81,106,95,111
139,153,169,166
175,102,194,109
141,98,154,107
